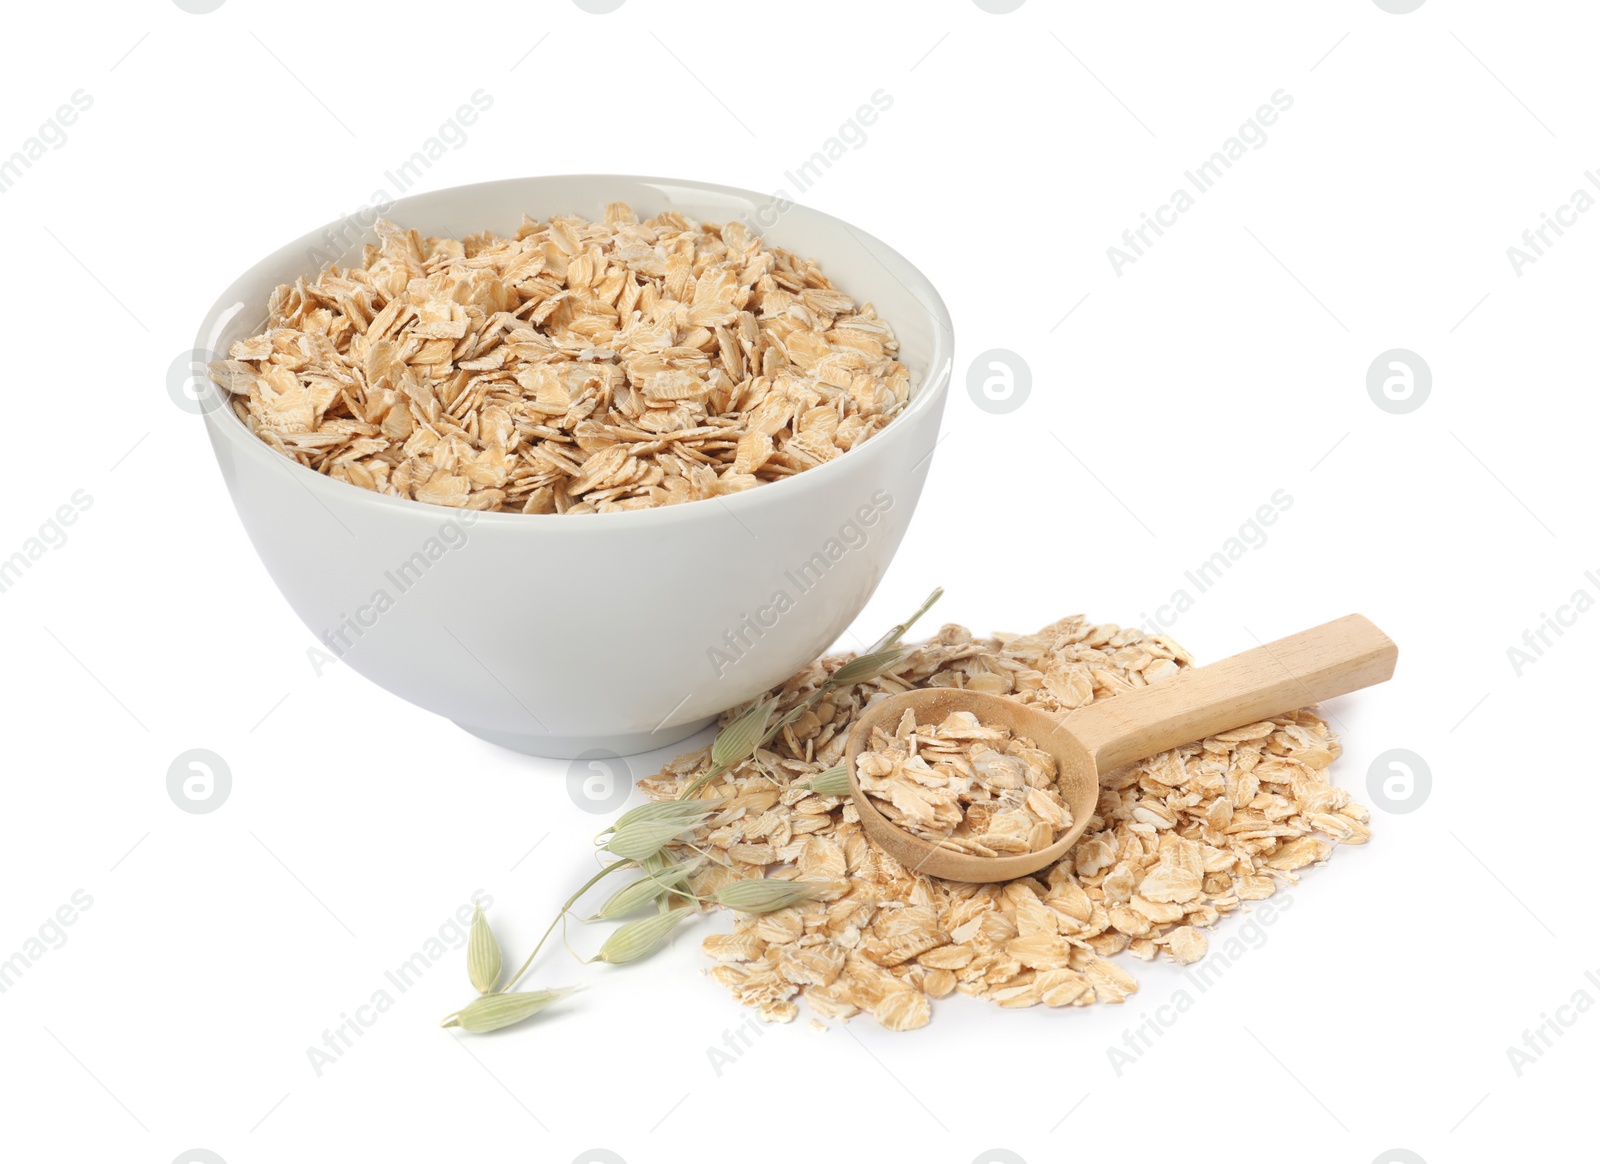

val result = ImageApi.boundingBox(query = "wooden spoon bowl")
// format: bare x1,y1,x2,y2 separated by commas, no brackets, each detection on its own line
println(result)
844,689,1101,883
845,614,1398,884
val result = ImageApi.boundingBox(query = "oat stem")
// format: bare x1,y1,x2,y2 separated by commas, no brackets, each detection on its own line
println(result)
865,586,944,656
500,859,631,993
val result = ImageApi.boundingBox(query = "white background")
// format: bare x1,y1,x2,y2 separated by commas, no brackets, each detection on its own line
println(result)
1,2,1593,1162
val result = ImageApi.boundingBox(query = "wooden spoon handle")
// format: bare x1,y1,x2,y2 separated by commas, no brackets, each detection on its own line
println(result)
1067,615,1397,773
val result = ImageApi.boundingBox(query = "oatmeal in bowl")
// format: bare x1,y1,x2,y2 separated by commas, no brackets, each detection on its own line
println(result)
207,204,913,515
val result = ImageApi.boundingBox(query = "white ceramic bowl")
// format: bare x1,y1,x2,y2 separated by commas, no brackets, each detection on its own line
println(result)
194,175,952,758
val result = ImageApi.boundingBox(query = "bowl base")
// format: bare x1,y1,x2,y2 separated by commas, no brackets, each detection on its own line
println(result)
453,715,717,760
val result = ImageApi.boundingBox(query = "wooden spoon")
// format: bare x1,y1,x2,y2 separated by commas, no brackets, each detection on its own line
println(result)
844,614,1397,884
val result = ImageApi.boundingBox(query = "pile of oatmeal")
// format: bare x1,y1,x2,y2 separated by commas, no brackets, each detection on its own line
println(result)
208,204,910,513
638,617,1369,1031
855,710,1072,856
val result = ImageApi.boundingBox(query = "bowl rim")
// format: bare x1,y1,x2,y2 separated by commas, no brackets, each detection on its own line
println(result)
195,172,955,532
